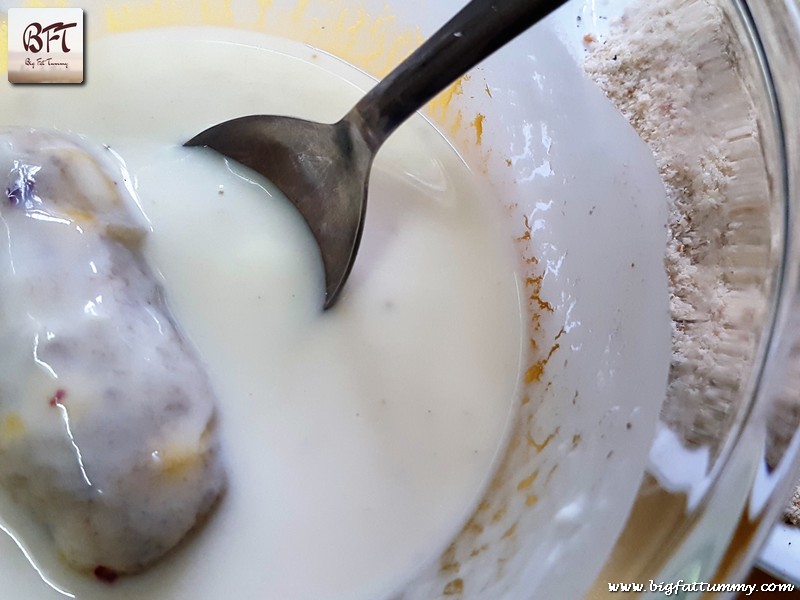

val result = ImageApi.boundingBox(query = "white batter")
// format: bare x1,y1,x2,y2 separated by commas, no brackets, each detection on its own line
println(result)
0,29,524,599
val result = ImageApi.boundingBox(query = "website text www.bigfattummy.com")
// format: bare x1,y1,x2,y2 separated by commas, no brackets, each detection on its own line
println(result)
607,580,795,595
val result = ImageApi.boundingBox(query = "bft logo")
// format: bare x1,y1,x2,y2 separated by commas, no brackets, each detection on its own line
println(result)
8,8,84,84
22,21,78,54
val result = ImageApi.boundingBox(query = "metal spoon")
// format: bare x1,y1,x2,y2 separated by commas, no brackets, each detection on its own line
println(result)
186,0,567,309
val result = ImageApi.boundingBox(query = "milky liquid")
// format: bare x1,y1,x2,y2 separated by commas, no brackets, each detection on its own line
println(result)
0,29,524,599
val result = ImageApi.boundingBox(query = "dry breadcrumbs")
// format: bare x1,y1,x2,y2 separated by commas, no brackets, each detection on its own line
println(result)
582,0,800,519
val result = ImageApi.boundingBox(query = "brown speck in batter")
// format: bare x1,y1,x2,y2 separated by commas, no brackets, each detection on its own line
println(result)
49,388,67,408
94,565,119,584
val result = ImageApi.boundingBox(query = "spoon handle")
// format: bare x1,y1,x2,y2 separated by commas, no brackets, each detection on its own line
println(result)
345,0,569,152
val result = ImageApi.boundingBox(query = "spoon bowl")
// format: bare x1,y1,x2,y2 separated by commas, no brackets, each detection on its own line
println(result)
186,117,371,308
186,0,567,308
